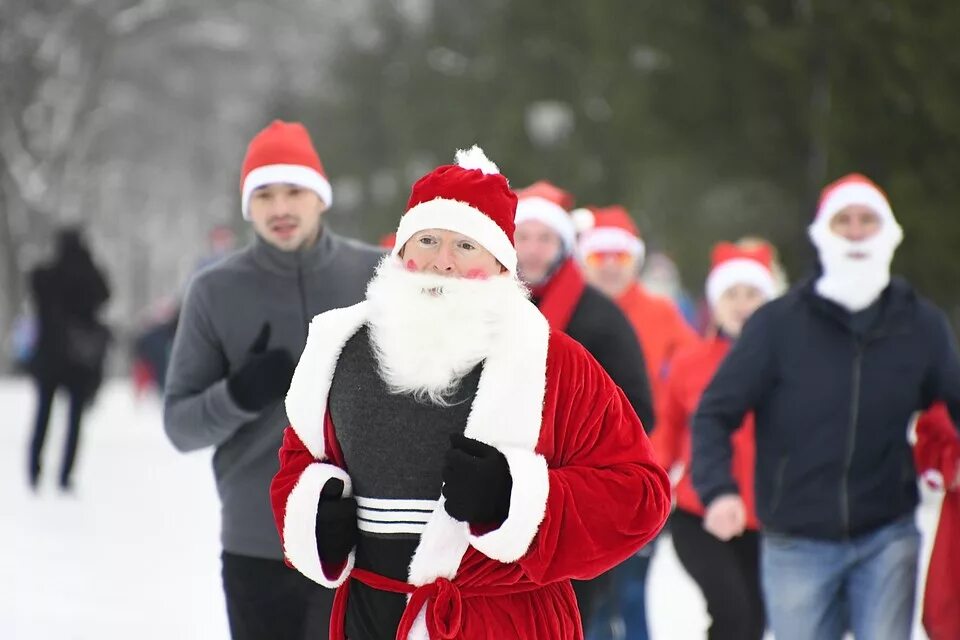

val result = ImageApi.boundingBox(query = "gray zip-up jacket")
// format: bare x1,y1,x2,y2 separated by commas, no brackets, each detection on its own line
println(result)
164,229,382,559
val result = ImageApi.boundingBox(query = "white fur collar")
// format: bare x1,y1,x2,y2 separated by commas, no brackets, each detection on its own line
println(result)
285,292,550,585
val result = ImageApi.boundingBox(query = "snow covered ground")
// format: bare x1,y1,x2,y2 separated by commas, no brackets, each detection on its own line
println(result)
1,378,939,639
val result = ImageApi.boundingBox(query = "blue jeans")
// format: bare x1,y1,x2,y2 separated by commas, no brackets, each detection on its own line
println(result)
761,516,920,640
586,545,653,640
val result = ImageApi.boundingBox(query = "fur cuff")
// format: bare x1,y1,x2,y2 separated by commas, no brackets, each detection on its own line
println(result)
468,448,549,562
282,463,355,587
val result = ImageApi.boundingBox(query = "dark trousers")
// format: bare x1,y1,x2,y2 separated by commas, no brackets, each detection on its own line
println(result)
28,379,87,488
221,552,335,640
670,509,765,640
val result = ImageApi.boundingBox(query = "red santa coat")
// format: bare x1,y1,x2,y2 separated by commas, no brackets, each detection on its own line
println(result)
914,403,960,640
270,298,671,640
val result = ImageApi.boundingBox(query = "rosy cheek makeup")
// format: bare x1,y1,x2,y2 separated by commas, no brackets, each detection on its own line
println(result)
405,259,419,271
465,269,489,280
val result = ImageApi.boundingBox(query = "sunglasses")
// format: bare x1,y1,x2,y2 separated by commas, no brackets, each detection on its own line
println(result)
584,251,634,267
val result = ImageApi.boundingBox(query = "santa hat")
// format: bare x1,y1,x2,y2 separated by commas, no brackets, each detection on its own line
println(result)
813,173,896,229
391,145,518,273
514,181,577,252
706,242,776,306
577,206,646,263
240,120,332,219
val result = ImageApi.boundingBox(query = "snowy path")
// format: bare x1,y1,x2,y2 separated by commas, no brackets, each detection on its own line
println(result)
1,379,938,639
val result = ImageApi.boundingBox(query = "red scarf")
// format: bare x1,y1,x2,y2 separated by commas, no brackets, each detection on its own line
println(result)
530,258,586,333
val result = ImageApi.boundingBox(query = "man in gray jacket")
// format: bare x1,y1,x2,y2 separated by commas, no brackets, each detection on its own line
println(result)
164,120,382,640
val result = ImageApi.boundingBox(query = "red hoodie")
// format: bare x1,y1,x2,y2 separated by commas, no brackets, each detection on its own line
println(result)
652,335,759,529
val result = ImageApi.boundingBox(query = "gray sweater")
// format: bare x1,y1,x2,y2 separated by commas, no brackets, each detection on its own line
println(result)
163,229,382,560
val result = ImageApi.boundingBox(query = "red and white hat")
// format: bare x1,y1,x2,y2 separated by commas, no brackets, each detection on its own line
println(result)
813,173,895,229
240,120,332,219
391,146,519,273
577,206,646,263
706,242,776,306
514,181,577,252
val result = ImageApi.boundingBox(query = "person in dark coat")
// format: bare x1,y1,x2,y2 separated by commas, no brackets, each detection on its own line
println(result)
27,227,111,491
692,174,960,640
512,181,654,637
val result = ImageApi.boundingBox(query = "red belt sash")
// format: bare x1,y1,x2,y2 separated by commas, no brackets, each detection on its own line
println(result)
330,567,541,640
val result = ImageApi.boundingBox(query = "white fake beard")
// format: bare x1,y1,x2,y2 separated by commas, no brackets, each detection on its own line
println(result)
365,257,530,405
809,220,903,312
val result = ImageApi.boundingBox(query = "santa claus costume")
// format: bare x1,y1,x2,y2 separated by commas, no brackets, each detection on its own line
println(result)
270,147,671,640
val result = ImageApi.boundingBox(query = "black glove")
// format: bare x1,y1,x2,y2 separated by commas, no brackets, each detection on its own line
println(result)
227,323,295,413
442,434,512,525
315,478,359,566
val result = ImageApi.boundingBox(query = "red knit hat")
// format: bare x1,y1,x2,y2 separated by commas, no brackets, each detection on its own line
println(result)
392,146,518,273
577,205,646,260
814,173,894,226
706,242,775,305
514,181,577,251
240,120,332,219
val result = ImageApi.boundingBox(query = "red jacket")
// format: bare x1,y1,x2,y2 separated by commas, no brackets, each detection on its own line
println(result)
616,283,699,405
271,299,671,640
915,403,960,640
652,335,759,529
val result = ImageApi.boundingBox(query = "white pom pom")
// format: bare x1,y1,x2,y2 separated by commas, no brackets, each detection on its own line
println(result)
454,145,499,175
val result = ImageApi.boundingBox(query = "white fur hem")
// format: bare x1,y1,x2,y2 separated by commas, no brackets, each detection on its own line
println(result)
391,197,518,273
515,196,576,251
282,463,355,588
815,182,892,226
286,302,369,459
706,258,776,305
406,497,471,586
468,448,550,563
241,164,332,218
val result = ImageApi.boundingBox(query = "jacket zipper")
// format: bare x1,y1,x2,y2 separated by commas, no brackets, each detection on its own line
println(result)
295,253,309,340
841,342,864,538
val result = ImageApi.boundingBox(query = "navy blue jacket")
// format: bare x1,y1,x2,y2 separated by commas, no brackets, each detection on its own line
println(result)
692,277,960,540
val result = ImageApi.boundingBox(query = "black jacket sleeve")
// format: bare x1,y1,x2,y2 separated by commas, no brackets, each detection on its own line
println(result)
691,303,777,506
569,287,655,432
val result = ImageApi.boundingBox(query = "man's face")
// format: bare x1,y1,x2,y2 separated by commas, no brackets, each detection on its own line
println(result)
514,220,563,285
400,229,503,278
582,251,639,298
829,205,882,247
248,183,326,251
713,283,766,338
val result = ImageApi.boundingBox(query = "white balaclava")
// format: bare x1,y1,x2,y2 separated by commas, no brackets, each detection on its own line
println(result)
808,174,903,312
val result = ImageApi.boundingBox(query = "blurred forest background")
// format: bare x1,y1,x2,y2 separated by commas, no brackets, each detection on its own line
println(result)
3,0,960,370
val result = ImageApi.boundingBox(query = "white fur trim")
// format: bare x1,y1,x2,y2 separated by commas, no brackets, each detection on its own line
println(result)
515,197,576,251
578,227,646,262
407,497,472,586
467,448,550,562
285,302,370,459
409,607,430,640
391,198,518,273
407,298,551,583
814,182,894,230
705,258,776,306
455,145,499,175
282,463,355,588
241,164,332,219
282,292,552,587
